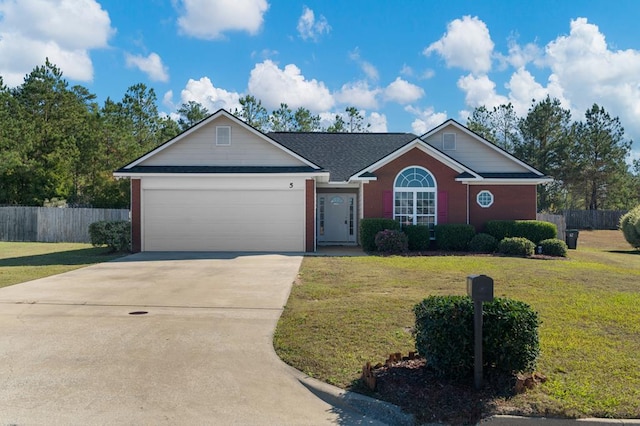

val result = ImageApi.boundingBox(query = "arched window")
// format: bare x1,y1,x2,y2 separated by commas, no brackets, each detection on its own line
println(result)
394,167,437,234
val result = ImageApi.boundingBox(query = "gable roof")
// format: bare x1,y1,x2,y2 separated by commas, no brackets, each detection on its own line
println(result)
116,109,322,173
421,119,547,176
114,109,551,184
268,132,417,182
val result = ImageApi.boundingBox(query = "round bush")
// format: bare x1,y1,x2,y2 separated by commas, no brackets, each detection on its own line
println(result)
374,229,408,254
88,220,131,252
498,237,535,257
414,295,540,379
619,205,640,249
468,233,498,253
539,238,568,257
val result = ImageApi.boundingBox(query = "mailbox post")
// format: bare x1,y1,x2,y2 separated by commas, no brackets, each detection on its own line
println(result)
467,274,494,389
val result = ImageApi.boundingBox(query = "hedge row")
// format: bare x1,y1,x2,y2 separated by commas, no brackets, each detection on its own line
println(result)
360,218,565,256
484,220,557,244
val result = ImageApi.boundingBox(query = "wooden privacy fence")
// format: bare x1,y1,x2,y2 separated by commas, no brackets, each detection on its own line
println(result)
562,209,626,230
0,207,130,243
536,213,566,241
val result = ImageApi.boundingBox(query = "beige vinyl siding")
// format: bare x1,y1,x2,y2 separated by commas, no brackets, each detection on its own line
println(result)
422,125,530,173
140,116,306,167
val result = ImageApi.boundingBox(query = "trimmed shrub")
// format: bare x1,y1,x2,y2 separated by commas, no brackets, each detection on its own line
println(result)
539,238,568,257
375,229,409,254
89,220,131,252
360,218,400,252
485,220,557,245
498,237,535,257
514,220,557,244
434,224,476,251
403,225,431,251
619,205,640,249
468,233,498,253
414,295,540,379
484,220,516,241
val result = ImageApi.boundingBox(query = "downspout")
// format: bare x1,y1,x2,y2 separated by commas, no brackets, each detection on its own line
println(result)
466,183,470,225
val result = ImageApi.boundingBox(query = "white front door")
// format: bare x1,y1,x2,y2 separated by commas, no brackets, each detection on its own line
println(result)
317,194,357,244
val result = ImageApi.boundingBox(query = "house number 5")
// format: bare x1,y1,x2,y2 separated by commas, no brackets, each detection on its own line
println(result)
289,182,293,188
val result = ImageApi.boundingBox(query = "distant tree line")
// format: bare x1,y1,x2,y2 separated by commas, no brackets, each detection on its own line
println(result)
0,61,367,208
467,97,640,211
1,60,637,210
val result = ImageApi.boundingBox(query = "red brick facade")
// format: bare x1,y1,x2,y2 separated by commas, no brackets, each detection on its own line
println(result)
363,148,467,224
362,147,538,231
468,185,537,230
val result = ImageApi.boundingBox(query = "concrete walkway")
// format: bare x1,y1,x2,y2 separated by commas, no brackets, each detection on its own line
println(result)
0,252,406,425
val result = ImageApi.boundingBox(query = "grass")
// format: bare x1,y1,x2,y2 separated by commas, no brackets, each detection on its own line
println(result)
274,230,640,420
0,242,125,288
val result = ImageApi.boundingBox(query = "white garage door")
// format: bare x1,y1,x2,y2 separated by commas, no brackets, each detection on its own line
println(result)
143,188,305,251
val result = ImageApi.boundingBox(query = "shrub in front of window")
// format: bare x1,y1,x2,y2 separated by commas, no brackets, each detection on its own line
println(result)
402,225,431,251
434,224,476,251
359,218,401,251
468,233,498,253
484,220,516,241
539,238,568,257
498,237,535,257
89,220,131,252
414,295,540,379
485,220,556,245
619,205,640,249
374,229,408,254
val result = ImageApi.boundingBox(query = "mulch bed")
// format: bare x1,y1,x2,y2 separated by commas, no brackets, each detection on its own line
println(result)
358,356,526,425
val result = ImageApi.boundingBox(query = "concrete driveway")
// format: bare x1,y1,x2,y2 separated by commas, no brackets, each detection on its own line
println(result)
0,252,406,425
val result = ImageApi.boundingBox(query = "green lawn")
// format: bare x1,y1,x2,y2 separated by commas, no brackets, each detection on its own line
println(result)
274,230,640,420
0,242,125,288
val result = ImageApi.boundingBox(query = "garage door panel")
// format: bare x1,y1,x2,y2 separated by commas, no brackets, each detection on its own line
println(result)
143,188,304,251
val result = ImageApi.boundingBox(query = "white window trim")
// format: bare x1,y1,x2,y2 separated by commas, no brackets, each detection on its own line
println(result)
216,126,231,146
393,166,437,237
476,190,494,208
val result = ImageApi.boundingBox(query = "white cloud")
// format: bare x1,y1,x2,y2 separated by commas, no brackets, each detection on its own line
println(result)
297,6,330,41
384,77,424,104
175,0,268,40
248,60,334,111
335,80,380,109
178,76,241,112
457,73,508,109
349,48,379,81
0,0,114,86
420,69,436,80
424,15,494,74
368,112,387,132
406,105,448,135
544,18,640,144
495,34,543,71
125,52,169,82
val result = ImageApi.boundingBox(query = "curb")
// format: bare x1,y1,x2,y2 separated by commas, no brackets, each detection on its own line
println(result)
481,415,640,425
285,364,414,426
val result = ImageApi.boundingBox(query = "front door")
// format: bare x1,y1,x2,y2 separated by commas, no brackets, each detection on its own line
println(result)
317,194,357,244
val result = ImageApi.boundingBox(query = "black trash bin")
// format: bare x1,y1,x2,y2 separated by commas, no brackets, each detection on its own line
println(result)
566,229,579,249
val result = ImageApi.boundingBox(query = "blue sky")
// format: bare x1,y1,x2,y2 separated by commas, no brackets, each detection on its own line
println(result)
1,0,639,161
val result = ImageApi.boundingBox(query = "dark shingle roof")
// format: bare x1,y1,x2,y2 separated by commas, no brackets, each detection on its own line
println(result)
267,132,418,182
